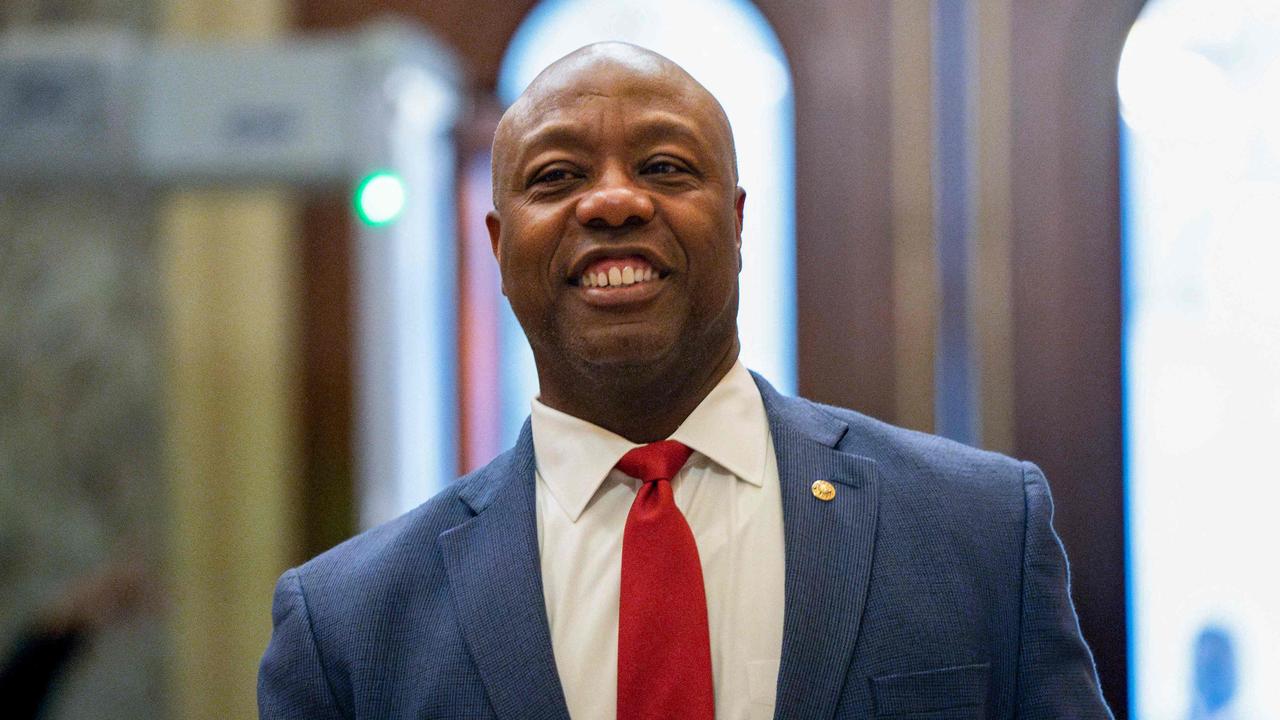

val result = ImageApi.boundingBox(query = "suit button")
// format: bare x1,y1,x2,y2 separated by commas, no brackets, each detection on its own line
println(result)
811,480,836,501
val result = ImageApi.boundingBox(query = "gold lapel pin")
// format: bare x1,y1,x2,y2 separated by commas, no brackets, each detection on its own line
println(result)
811,480,836,501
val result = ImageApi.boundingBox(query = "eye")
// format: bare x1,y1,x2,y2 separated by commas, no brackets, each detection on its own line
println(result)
641,160,685,175
529,166,578,187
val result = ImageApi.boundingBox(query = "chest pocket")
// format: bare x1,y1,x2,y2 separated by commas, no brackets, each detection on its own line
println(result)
871,663,989,719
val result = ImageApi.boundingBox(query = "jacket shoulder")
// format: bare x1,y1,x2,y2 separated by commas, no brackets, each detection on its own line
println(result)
296,484,468,587
806,399,1029,499
752,371,1026,489
289,449,512,605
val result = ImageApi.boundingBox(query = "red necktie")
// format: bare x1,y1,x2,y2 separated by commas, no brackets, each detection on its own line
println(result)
616,440,715,720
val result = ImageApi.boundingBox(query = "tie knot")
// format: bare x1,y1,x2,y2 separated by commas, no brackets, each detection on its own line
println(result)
616,440,693,484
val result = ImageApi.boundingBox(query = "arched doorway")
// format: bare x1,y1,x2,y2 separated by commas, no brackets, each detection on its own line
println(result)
489,0,797,442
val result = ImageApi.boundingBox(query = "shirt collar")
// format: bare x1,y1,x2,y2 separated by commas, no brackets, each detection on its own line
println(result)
530,361,769,522
668,361,769,490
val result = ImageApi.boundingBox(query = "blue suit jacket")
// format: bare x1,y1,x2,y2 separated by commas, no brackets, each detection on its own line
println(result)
259,375,1114,718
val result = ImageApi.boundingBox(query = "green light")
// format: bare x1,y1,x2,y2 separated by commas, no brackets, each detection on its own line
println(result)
355,171,406,226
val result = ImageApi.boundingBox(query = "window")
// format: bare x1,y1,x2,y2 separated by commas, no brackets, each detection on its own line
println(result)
1120,0,1280,715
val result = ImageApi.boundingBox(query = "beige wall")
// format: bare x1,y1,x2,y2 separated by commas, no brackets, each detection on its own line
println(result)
159,2,299,719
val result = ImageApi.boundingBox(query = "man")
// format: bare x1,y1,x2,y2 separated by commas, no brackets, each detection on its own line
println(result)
259,43,1113,719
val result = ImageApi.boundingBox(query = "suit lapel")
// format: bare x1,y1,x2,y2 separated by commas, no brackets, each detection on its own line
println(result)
438,425,571,720
756,376,880,720
438,380,878,720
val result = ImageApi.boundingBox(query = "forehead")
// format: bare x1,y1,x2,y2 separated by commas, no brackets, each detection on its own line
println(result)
500,63,730,164
518,102,712,155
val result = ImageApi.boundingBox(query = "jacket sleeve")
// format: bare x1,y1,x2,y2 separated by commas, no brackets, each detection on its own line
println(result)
1016,462,1115,718
258,568,348,720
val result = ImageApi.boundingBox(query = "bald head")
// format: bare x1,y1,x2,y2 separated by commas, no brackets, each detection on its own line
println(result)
491,42,737,204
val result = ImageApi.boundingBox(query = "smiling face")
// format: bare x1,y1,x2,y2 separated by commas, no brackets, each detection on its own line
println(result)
487,44,745,424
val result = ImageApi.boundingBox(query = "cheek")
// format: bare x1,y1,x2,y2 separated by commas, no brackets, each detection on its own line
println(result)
681,242,741,322
684,219,742,282
501,215,557,275
498,212,571,313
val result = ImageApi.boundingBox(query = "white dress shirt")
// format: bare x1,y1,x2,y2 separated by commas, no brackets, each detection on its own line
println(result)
531,361,785,720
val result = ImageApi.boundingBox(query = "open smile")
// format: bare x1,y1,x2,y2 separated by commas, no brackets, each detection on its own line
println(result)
568,255,669,307
571,255,668,288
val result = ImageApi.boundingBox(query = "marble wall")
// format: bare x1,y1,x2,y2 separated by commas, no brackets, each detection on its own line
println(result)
1,3,169,717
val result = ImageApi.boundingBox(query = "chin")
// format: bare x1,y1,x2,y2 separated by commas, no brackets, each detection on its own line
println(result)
568,332,680,376
577,344,673,373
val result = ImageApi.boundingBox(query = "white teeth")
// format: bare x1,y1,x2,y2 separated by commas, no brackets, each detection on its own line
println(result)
581,265,661,289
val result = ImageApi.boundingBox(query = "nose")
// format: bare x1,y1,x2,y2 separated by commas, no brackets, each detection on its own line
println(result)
575,168,655,229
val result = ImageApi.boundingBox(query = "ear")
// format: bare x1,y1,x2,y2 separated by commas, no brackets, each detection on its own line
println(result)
485,210,502,259
734,187,746,270
485,210,508,296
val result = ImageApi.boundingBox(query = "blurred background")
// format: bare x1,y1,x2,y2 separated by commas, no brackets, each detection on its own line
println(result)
1,0,1277,718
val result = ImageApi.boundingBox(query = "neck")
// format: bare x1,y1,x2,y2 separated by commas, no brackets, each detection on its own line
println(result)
536,339,740,443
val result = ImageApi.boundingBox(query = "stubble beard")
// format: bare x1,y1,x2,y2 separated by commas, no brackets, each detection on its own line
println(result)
530,297,740,439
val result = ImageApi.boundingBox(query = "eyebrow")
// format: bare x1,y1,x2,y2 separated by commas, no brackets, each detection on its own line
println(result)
628,113,706,149
516,122,594,162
